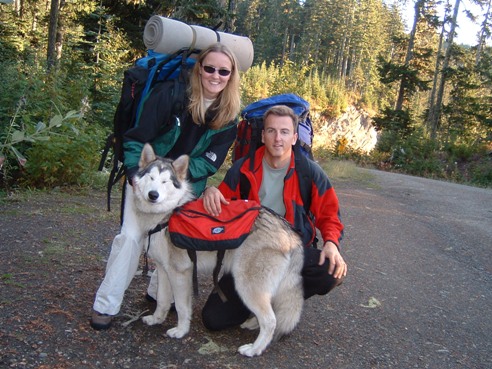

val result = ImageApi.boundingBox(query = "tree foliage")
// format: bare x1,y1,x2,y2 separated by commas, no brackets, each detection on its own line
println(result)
0,0,491,189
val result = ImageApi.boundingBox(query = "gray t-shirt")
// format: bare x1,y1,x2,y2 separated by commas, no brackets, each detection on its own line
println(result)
259,158,289,216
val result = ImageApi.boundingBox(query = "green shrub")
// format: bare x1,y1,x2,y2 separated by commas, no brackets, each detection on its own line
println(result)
470,157,492,187
375,130,399,154
21,128,103,188
445,142,484,162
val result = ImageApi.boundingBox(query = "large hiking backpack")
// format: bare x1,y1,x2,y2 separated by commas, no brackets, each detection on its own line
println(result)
98,48,199,218
232,93,314,164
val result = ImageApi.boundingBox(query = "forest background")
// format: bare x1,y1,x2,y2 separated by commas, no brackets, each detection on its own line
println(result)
0,0,491,192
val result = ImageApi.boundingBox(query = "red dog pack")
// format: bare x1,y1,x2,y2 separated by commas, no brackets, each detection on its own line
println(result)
168,198,262,251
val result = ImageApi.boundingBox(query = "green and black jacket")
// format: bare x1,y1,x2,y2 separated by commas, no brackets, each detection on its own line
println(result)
123,108,237,196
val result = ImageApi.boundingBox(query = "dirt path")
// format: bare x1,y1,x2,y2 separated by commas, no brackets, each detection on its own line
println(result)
1,171,491,369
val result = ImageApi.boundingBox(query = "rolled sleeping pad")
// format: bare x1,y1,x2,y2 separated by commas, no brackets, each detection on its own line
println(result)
143,16,254,72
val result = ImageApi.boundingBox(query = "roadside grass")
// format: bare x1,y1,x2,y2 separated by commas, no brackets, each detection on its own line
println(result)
208,156,376,188
318,158,375,185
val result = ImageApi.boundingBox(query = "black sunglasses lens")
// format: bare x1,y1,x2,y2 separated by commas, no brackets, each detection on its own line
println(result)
203,65,231,76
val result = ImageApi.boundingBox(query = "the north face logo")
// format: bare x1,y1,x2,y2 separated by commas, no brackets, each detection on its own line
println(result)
205,151,217,162
211,226,225,235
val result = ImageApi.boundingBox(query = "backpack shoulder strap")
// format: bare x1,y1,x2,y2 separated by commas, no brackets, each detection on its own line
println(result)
294,145,313,214
239,172,250,200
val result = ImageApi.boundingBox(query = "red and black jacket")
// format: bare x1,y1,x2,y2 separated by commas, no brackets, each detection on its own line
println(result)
217,146,344,248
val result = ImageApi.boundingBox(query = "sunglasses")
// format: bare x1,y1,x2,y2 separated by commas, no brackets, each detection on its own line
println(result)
202,65,232,77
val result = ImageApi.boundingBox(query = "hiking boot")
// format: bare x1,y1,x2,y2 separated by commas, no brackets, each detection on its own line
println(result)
145,293,156,303
90,310,112,330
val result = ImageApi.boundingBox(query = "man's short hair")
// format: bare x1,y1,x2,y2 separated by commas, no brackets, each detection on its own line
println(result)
263,105,298,132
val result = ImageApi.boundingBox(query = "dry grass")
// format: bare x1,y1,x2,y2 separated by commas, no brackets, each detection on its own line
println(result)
208,156,374,188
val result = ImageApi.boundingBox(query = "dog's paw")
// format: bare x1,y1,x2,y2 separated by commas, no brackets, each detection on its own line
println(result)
238,343,262,357
240,316,259,330
166,326,188,339
142,314,163,326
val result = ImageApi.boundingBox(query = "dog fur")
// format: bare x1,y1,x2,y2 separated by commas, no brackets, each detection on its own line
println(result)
134,144,304,357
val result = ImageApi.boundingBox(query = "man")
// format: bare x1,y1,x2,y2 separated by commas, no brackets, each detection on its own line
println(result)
201,105,347,330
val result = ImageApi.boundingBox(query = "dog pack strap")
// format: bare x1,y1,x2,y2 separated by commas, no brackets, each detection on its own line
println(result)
184,247,227,301
148,221,168,236
142,220,170,279
212,250,228,302
187,249,199,296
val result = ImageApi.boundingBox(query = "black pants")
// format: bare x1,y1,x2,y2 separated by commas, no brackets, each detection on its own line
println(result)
201,247,344,331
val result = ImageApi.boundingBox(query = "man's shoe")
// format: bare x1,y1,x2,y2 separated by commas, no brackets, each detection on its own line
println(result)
90,311,112,330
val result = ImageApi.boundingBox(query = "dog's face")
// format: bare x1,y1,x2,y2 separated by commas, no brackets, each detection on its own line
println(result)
132,144,192,215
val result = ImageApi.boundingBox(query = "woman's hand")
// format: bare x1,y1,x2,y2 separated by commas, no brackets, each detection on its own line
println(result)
202,186,229,216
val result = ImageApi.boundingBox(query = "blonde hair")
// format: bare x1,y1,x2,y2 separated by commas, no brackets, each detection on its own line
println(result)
188,43,241,129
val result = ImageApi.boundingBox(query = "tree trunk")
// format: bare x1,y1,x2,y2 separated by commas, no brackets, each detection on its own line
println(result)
395,0,423,110
280,27,288,67
46,0,59,72
55,0,66,62
427,4,448,132
13,0,21,15
218,0,236,32
289,33,295,61
227,0,236,32
475,0,491,65
430,0,461,140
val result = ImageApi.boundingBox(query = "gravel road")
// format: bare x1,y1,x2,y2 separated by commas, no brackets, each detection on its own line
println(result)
1,169,490,368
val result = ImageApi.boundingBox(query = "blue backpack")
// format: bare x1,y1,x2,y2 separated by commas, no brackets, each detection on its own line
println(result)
232,93,314,164
99,48,199,216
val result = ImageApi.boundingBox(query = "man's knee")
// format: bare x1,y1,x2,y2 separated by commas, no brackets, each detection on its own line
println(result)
302,247,344,299
202,292,224,331
317,274,344,295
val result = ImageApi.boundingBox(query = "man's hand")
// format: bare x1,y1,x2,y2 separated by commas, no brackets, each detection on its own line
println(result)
202,186,229,216
320,241,347,279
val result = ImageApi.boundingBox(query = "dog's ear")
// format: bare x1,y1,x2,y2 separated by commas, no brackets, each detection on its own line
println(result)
139,143,156,169
172,155,189,181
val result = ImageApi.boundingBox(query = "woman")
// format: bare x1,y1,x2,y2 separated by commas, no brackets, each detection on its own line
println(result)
91,43,241,330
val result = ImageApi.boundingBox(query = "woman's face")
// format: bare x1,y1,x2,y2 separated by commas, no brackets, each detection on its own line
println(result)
200,51,232,99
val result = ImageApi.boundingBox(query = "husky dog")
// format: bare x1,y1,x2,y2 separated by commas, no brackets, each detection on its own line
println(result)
134,144,304,357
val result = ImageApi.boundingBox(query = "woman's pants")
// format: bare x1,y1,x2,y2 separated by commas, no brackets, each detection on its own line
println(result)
92,183,158,316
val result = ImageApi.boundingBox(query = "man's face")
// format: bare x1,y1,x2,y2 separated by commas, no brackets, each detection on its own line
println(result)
262,114,298,164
